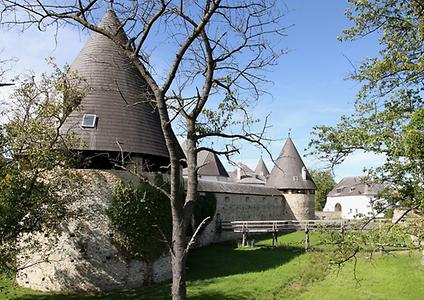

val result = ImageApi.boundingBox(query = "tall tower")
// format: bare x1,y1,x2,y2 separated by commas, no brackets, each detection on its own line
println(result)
62,10,182,170
267,137,316,220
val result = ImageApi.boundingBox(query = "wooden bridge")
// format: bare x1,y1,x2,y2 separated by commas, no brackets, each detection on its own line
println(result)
219,219,389,248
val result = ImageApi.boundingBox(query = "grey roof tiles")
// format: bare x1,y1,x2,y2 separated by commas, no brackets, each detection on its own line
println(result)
266,138,316,190
62,10,171,159
255,158,270,177
328,176,384,197
197,150,229,177
196,179,280,196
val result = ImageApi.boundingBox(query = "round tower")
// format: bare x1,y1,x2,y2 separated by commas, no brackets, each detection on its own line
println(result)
266,137,316,220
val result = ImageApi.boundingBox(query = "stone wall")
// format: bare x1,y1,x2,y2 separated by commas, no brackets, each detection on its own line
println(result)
197,192,291,246
17,170,311,292
283,193,315,220
16,170,171,292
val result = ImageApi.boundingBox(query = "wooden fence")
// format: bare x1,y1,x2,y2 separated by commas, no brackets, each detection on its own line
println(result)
219,219,389,248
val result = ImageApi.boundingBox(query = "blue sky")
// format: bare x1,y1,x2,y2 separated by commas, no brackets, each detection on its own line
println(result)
0,1,385,182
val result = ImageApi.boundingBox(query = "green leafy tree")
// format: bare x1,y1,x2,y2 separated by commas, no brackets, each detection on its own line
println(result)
309,0,423,217
0,63,86,270
108,176,172,284
310,170,336,211
309,0,424,264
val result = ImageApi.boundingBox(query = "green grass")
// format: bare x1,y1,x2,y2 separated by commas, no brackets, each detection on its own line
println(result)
1,232,423,300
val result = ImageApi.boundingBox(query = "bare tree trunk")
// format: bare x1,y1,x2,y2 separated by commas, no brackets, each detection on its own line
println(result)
171,221,187,300
171,121,198,300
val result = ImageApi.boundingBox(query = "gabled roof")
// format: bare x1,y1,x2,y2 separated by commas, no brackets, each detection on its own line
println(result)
197,150,229,177
255,158,269,177
266,137,316,190
328,176,384,197
62,10,173,159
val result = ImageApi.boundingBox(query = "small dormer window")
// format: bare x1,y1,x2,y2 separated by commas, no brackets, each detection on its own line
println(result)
336,188,342,193
81,114,97,128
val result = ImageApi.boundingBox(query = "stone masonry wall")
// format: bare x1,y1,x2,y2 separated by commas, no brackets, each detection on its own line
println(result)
283,193,315,220
197,193,292,246
16,170,171,292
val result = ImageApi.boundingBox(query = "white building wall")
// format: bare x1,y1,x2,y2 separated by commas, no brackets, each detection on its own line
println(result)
324,195,374,219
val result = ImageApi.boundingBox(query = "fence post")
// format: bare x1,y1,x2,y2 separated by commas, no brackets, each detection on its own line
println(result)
272,222,278,248
304,222,310,252
242,223,247,247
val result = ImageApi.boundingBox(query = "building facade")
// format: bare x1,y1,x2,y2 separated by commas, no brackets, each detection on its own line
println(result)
323,176,384,219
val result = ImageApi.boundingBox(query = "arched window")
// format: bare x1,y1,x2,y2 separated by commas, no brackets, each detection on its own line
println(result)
335,203,342,212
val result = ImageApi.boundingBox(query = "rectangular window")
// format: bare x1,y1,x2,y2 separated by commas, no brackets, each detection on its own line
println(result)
81,114,97,128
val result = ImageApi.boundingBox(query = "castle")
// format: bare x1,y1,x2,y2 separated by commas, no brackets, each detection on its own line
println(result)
16,10,316,292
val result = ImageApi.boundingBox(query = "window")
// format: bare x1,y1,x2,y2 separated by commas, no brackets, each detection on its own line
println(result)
293,176,299,182
350,187,356,192
81,114,97,128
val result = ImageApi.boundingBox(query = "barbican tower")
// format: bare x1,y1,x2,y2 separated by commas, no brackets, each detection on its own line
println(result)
266,137,316,220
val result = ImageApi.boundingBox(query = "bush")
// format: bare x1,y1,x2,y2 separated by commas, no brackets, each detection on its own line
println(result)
108,175,172,262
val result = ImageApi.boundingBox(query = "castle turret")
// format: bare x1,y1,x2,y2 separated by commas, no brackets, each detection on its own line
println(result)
267,137,316,220
255,157,269,177
196,150,229,182
62,10,182,170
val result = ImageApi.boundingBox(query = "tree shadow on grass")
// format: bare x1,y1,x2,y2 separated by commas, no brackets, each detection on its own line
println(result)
187,241,303,281
15,237,303,300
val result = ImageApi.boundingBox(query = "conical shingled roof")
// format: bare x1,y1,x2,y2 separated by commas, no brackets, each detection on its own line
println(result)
197,150,229,177
62,10,170,158
266,138,316,190
255,157,269,177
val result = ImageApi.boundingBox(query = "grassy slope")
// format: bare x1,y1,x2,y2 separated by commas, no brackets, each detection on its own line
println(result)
1,232,423,300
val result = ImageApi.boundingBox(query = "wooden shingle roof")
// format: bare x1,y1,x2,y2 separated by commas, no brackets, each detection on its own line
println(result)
266,138,316,190
197,150,229,177
62,10,171,159
255,157,269,177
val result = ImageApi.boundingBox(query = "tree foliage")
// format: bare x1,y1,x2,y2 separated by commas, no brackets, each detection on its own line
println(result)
310,170,336,211
309,0,424,215
108,176,172,263
0,63,86,270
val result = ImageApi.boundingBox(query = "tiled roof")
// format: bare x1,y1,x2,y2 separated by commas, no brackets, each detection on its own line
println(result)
255,158,269,177
328,176,384,197
62,10,173,159
266,138,316,190
196,179,280,196
197,150,229,177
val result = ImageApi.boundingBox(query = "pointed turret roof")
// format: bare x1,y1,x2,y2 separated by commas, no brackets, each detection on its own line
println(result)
197,150,229,177
62,10,172,159
255,158,269,177
266,138,316,190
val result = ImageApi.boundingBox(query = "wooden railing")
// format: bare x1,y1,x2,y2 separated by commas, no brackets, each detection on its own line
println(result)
219,219,390,248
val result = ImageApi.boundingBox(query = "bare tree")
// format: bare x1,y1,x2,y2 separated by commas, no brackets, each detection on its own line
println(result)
0,1,287,298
